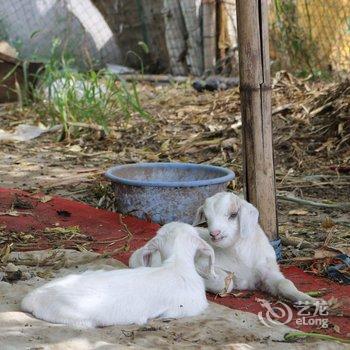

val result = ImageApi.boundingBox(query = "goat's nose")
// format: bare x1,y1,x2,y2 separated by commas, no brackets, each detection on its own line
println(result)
210,230,221,238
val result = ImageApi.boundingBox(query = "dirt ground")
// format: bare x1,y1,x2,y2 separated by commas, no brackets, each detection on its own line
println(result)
0,249,346,350
0,73,349,264
0,73,349,348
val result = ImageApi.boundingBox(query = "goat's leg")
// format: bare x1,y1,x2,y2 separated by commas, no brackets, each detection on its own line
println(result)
259,264,319,304
205,271,233,294
196,256,233,294
273,278,318,303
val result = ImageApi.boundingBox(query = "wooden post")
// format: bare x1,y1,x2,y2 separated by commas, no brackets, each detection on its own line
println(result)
236,0,278,240
202,0,217,72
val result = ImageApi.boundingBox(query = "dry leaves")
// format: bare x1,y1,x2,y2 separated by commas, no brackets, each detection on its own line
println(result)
44,226,81,236
315,245,350,258
217,272,235,298
281,233,314,249
314,248,339,259
0,244,11,263
39,195,53,203
288,209,309,216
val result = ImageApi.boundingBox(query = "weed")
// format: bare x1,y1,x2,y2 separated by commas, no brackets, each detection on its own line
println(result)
0,36,150,139
35,68,150,138
14,39,151,139
270,0,331,78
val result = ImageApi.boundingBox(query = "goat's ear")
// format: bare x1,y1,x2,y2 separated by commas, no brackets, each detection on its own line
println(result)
193,236,216,278
239,200,259,237
193,205,206,226
141,237,159,267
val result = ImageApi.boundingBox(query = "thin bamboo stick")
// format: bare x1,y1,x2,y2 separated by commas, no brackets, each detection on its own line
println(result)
163,0,188,76
180,0,204,76
203,0,217,72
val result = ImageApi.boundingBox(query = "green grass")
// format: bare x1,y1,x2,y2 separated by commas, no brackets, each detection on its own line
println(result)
3,38,151,140
34,65,150,138
33,47,150,138
284,331,350,344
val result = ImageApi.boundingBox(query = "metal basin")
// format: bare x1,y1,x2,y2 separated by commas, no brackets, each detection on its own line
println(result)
105,162,235,224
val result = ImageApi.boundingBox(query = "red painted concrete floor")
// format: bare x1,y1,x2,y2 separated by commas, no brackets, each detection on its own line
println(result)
0,188,349,339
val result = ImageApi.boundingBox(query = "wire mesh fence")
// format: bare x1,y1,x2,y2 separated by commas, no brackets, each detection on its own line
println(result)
214,0,350,77
269,0,350,77
0,0,349,76
0,0,119,68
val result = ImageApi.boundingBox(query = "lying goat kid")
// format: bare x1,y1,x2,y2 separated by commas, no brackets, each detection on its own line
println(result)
129,226,210,269
193,192,318,304
21,222,215,328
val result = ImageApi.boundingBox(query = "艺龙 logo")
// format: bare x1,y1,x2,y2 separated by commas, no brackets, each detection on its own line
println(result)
257,298,329,328
257,298,293,327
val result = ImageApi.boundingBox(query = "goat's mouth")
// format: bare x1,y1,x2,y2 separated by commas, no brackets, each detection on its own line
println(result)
210,235,226,243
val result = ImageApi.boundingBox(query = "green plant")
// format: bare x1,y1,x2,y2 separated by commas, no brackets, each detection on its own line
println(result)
285,331,350,344
271,0,323,77
30,39,150,138
1,36,150,138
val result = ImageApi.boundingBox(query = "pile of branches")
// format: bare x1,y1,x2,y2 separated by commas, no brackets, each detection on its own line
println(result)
307,80,350,154
104,73,349,175
272,73,349,170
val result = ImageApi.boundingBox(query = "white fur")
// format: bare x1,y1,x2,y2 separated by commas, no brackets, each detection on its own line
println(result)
129,226,209,269
21,222,215,328
129,242,162,268
193,192,319,304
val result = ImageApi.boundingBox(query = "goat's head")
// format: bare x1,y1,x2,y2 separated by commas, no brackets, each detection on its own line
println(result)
141,222,215,277
193,192,259,248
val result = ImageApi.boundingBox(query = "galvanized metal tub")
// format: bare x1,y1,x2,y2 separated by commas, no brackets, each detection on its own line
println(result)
105,162,235,224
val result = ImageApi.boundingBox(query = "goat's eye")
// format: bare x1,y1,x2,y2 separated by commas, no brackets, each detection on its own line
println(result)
229,213,237,220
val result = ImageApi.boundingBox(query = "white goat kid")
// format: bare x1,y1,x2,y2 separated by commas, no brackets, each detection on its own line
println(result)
21,222,215,328
129,226,209,268
193,192,318,304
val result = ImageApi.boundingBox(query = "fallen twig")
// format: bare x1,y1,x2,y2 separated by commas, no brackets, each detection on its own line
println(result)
66,122,117,131
277,194,350,210
0,210,33,216
334,221,350,228
272,103,293,115
280,235,315,249
40,172,103,189
101,214,134,257
116,74,188,84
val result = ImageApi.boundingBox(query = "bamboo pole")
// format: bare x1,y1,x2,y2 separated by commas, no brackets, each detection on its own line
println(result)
203,0,217,72
236,0,278,240
179,0,204,76
163,0,188,76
